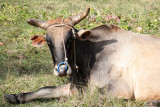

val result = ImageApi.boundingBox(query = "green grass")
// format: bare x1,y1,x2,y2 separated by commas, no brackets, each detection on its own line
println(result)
0,0,160,106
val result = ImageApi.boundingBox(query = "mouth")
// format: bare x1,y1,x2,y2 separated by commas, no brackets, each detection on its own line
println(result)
54,64,72,77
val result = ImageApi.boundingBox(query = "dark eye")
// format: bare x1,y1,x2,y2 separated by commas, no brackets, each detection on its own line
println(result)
65,30,73,44
66,37,72,46
65,36,72,51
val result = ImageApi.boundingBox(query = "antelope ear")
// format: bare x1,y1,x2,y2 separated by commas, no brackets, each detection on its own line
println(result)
31,35,46,47
76,30,91,41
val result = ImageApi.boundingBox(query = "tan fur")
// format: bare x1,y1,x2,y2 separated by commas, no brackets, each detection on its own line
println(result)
108,30,160,100
89,28,160,101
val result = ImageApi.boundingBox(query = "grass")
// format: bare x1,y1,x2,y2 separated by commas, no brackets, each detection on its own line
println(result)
0,0,160,106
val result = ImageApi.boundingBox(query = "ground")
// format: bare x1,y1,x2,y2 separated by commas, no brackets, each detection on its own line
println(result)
0,0,160,106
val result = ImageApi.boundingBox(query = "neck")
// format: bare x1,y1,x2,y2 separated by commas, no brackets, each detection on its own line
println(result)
69,24,120,87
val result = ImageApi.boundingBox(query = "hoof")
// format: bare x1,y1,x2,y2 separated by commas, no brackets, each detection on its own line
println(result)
144,100,160,107
4,94,18,104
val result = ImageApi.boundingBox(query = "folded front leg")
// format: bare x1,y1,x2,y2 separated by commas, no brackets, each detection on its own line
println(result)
4,83,77,104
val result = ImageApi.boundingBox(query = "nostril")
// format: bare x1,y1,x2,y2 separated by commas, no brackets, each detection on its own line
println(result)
55,68,58,71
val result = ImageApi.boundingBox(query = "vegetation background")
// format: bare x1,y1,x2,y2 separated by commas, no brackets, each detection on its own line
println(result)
0,0,160,106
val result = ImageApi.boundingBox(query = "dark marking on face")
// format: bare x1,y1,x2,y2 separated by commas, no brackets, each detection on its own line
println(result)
46,28,74,65
46,34,56,63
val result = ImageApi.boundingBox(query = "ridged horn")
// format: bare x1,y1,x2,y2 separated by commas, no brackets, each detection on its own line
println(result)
71,6,90,26
27,19,48,29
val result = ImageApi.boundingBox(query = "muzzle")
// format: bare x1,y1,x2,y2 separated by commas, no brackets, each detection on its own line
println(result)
54,61,72,76
57,62,68,73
